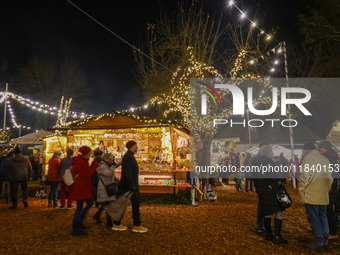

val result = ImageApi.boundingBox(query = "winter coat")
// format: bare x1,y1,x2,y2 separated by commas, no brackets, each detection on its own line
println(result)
118,150,139,193
322,149,340,190
59,156,72,182
48,157,61,182
252,152,262,192
70,156,99,201
298,150,333,205
96,160,120,203
240,155,246,167
5,154,32,181
0,156,12,181
257,155,284,216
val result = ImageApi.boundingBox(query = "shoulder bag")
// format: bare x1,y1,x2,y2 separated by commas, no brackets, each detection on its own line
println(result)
98,174,119,197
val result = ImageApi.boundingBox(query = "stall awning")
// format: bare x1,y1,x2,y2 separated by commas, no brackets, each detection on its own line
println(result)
9,129,54,145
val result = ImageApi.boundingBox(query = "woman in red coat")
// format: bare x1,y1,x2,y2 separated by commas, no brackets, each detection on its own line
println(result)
47,150,62,207
70,146,99,236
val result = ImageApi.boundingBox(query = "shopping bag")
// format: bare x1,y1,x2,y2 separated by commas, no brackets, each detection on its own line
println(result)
102,191,133,222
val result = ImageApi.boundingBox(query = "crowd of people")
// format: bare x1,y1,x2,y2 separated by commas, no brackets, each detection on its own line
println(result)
219,140,340,252
0,141,148,236
1,139,340,251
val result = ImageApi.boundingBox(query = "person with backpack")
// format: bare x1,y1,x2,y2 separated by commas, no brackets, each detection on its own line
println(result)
59,149,74,209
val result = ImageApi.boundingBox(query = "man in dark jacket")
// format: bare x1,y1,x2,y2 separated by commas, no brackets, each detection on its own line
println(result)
0,151,14,203
112,140,148,233
318,140,339,239
5,147,32,209
252,141,269,236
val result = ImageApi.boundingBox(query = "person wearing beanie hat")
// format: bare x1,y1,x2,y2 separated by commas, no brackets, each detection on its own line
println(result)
299,142,333,251
317,140,340,240
69,146,99,236
252,141,269,236
112,140,148,233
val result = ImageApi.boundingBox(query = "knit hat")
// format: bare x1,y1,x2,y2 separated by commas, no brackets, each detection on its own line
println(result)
78,146,92,156
13,147,21,154
318,140,332,151
302,142,316,150
126,141,137,149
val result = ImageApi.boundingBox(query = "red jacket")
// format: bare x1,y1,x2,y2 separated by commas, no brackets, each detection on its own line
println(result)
70,156,99,201
48,157,61,182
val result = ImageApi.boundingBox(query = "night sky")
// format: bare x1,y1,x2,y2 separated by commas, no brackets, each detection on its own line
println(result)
0,0,303,133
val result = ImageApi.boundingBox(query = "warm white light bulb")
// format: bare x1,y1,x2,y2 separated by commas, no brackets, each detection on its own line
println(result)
228,0,233,5
267,35,271,40
241,13,246,18
252,22,256,27
271,68,275,72
250,60,254,64
274,60,279,65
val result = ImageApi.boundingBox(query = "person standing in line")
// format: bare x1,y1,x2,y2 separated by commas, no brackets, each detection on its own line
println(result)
0,151,14,203
112,141,148,233
70,146,99,236
5,147,32,209
317,140,339,240
47,150,62,207
59,149,74,209
252,141,269,236
299,142,333,251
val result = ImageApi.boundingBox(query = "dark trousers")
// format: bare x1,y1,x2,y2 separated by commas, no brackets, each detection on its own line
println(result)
10,180,28,206
326,189,338,235
245,178,254,191
73,197,94,223
114,191,141,226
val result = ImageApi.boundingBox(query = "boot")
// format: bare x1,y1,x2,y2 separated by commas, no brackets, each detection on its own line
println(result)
71,222,87,236
264,217,273,241
93,207,104,223
80,214,87,230
273,218,288,244
106,212,113,228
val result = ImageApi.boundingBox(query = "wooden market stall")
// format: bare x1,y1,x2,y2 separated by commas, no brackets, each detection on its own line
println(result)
42,110,191,194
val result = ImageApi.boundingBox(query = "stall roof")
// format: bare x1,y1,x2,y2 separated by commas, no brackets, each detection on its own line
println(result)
9,129,54,145
51,110,189,133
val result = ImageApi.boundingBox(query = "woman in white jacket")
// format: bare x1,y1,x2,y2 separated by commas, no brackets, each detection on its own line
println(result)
93,153,121,228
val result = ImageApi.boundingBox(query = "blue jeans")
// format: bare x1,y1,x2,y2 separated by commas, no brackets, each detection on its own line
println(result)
327,189,338,235
48,182,59,205
256,194,265,231
305,204,329,246
73,197,94,223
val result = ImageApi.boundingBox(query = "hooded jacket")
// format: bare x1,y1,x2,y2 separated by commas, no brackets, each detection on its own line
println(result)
59,155,72,182
322,149,340,190
5,154,32,181
298,150,333,205
70,156,99,201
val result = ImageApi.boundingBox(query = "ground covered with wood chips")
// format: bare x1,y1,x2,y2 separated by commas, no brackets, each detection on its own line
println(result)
0,181,339,254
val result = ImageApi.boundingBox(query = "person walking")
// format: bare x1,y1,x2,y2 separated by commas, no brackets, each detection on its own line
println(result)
59,149,74,209
70,146,99,236
252,141,269,236
5,147,32,209
257,145,288,244
112,141,148,233
93,153,121,228
47,150,62,207
299,142,333,251
317,140,339,240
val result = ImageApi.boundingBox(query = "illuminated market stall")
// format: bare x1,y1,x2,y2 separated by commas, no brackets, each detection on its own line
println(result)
42,110,191,194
